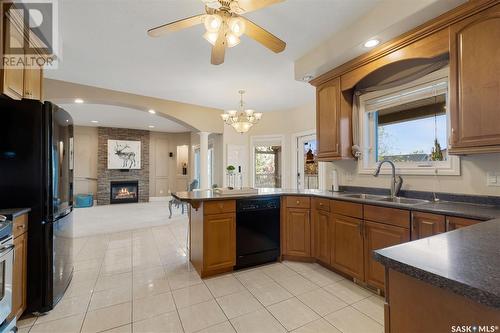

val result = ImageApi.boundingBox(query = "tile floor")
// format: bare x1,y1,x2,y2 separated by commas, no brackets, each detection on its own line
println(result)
18,203,384,333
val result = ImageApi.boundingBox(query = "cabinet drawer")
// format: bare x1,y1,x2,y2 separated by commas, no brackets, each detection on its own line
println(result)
331,200,363,219
446,216,480,231
285,196,311,209
364,205,410,229
204,200,236,215
313,198,330,212
13,214,28,238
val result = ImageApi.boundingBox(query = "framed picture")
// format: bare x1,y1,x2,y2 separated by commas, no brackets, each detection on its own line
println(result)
69,137,74,170
108,139,141,169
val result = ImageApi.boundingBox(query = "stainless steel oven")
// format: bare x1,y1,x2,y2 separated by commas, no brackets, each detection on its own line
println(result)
0,216,14,332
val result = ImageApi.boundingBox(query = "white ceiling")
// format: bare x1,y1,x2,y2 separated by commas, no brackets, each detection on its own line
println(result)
62,103,190,132
46,0,382,112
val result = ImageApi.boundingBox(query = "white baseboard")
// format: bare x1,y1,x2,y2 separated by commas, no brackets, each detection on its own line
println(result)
149,196,170,202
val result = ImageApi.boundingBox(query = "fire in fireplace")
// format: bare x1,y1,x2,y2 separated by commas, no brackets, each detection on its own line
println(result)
110,180,139,204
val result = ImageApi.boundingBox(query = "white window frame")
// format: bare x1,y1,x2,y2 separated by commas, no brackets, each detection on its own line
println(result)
250,135,285,188
358,67,460,176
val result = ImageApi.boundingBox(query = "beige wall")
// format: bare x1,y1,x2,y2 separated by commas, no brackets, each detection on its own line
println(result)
190,132,224,188
74,126,99,196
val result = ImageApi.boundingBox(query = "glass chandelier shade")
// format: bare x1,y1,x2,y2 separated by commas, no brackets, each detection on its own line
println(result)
203,14,245,48
221,90,262,134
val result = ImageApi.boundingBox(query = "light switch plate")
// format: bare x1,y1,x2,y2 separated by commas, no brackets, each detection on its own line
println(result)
486,172,500,187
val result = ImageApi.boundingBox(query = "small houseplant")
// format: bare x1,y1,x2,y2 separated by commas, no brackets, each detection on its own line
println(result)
226,165,236,173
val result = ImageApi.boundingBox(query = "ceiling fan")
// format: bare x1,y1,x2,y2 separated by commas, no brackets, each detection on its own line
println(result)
147,0,286,65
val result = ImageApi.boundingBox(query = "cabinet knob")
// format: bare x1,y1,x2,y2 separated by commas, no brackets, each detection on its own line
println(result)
17,225,24,229
319,202,323,206
296,200,300,205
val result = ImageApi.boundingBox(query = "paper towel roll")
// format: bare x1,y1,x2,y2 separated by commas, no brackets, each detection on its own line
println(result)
332,169,340,192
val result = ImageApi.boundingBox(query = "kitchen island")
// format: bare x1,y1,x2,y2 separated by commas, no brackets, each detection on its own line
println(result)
374,218,500,333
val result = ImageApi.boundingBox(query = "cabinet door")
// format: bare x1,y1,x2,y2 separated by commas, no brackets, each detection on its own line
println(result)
2,14,24,100
449,4,500,151
316,77,341,159
446,216,480,231
203,213,236,272
285,208,311,257
331,214,364,280
364,221,409,290
10,232,28,320
411,212,445,240
313,208,331,265
23,65,43,100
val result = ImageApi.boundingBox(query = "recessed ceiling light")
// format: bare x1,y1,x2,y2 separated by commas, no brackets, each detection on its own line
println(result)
364,39,380,48
148,125,155,128
74,98,84,104
91,120,98,123
148,109,156,114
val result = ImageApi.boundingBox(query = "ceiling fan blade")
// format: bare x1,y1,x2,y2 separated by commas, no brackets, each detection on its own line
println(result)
241,17,286,53
235,0,285,13
148,14,206,37
211,33,226,65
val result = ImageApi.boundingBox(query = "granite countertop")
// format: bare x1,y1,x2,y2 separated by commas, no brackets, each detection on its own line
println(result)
374,218,500,308
173,188,500,221
0,208,31,220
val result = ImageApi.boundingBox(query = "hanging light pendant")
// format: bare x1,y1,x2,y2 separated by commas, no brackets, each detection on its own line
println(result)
221,90,262,134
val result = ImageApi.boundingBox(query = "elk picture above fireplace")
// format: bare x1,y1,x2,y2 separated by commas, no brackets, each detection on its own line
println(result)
110,181,139,204
108,139,141,169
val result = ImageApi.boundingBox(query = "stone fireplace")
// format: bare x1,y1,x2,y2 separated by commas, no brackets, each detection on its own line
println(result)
110,180,139,204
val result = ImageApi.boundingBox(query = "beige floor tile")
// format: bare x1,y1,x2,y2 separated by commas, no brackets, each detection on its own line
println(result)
234,269,274,289
292,318,342,333
246,281,293,306
274,274,319,296
36,294,91,324
282,261,321,273
197,321,236,333
103,324,132,333
298,266,345,287
172,283,214,309
72,269,100,284
323,280,373,304
352,295,385,324
205,275,246,298
64,279,96,298
324,307,384,333
89,286,132,311
297,288,348,316
133,266,167,286
95,272,132,291
259,263,298,280
17,315,37,328
17,328,30,333
178,299,227,333
81,302,132,333
133,278,171,300
267,298,319,331
230,309,286,333
167,270,203,290
216,290,263,319
132,311,183,333
100,259,132,276
30,313,85,333
133,291,176,321
74,258,102,272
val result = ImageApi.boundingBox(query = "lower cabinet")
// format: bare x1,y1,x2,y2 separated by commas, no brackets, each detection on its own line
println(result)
204,213,236,272
363,221,410,289
446,216,480,230
411,211,446,240
312,204,331,265
331,214,364,280
10,213,28,320
284,208,311,257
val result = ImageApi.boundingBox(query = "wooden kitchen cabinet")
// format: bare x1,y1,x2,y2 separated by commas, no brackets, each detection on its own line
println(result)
363,221,409,290
9,213,28,320
203,213,236,272
23,65,43,100
449,3,500,154
284,208,311,258
312,199,331,265
316,78,341,160
331,214,364,280
446,216,480,231
411,211,446,240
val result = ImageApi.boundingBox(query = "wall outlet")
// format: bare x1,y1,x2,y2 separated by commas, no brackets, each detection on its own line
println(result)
486,172,500,187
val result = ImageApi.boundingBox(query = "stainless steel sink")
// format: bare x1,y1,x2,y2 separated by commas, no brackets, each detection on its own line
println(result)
340,193,387,200
377,197,429,205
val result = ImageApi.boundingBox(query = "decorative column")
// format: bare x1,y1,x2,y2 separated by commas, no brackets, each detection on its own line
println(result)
198,132,210,190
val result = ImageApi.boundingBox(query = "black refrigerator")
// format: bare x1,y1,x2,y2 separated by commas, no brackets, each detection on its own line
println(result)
0,98,74,314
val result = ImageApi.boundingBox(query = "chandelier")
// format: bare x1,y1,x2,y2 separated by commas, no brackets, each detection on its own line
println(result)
221,90,262,134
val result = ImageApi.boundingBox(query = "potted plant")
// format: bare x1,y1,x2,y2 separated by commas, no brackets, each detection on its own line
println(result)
226,165,236,173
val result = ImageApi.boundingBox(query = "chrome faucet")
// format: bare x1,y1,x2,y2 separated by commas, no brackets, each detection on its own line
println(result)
373,160,403,198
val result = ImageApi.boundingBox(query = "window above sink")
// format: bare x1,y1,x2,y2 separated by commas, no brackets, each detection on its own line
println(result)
357,67,460,176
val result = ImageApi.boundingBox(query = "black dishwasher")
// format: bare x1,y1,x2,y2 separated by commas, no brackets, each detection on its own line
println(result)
236,197,280,269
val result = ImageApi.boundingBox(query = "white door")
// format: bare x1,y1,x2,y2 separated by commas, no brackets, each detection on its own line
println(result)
297,134,319,190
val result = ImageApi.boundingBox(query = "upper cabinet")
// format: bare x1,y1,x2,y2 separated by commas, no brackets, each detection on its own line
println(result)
316,77,353,161
449,3,500,154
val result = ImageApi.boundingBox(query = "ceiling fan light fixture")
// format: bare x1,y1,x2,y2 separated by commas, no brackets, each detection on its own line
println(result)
228,17,245,37
204,14,223,32
202,0,222,9
203,31,219,45
226,33,240,48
